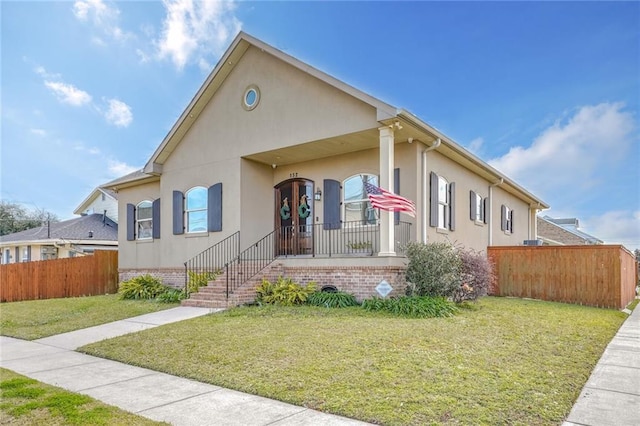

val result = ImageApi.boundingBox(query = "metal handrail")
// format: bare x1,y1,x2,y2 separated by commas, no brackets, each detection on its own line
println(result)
183,231,240,295
186,221,412,299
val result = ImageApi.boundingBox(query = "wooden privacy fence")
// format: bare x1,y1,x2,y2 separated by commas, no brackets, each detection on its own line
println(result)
488,245,637,309
0,250,118,303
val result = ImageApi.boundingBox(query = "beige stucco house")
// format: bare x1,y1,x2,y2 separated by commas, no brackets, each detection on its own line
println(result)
105,32,548,305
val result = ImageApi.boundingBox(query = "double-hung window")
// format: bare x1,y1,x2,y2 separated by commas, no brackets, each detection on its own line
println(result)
185,187,208,233
501,205,514,234
136,200,153,240
343,174,378,225
470,191,487,224
430,172,455,231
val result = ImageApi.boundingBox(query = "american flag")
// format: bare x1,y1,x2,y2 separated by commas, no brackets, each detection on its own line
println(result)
364,181,416,217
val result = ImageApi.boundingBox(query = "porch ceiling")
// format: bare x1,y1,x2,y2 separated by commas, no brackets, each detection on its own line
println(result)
243,126,422,167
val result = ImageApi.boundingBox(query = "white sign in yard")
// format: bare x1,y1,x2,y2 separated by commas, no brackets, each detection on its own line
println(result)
376,280,393,298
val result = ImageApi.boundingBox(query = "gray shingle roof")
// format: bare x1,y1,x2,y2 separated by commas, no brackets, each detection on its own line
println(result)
0,214,118,243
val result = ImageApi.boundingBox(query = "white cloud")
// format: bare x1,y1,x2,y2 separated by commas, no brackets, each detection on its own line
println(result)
467,137,484,154
489,102,635,197
72,0,130,42
44,81,92,106
584,210,640,251
30,128,47,137
156,0,242,70
104,99,133,127
107,159,138,177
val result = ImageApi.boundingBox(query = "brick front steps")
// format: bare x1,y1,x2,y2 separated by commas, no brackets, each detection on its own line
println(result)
181,271,260,309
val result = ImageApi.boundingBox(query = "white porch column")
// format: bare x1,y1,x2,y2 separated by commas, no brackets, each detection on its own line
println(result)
378,125,395,256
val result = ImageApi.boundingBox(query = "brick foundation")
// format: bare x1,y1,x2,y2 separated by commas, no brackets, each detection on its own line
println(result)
262,262,407,301
119,268,186,289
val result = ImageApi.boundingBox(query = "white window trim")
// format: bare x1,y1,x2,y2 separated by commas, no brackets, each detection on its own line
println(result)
437,176,449,231
342,173,378,227
136,200,153,240
185,186,208,234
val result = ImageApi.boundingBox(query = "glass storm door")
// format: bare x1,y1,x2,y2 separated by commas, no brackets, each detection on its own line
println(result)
275,179,314,256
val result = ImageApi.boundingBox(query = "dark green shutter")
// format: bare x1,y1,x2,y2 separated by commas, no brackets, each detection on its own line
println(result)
126,203,135,241
152,199,161,239
208,183,222,232
429,172,438,227
449,182,456,231
173,191,184,235
323,179,341,230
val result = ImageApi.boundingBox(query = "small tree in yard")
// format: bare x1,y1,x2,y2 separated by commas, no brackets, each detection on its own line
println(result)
405,242,462,298
404,242,493,303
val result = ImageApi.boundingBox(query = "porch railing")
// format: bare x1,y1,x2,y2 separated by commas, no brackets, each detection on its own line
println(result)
183,231,240,295
184,221,412,298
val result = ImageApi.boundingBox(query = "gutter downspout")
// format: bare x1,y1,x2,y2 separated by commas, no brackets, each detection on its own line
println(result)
488,178,503,246
421,138,441,243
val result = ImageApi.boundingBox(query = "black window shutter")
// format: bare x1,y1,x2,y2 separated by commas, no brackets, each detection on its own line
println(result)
470,191,477,221
323,179,341,230
26,246,31,261
152,199,161,239
15,247,19,263
449,182,456,231
126,203,135,241
394,168,400,225
173,190,184,235
429,172,438,227
509,209,514,233
482,197,488,224
501,205,507,231
208,183,222,232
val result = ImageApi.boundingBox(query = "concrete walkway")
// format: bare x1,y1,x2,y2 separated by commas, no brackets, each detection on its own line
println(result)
0,307,370,425
2,305,638,425
563,303,640,426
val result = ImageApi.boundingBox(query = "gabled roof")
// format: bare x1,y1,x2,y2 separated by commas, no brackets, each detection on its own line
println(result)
108,32,548,209
542,216,603,244
73,187,118,216
0,214,118,244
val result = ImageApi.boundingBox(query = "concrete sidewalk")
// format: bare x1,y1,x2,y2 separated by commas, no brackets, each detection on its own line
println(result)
563,303,640,426
0,307,370,425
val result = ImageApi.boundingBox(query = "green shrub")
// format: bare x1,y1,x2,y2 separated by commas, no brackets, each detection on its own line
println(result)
187,271,218,294
362,296,458,318
256,277,317,306
404,242,462,298
118,275,166,300
307,291,359,308
156,288,186,303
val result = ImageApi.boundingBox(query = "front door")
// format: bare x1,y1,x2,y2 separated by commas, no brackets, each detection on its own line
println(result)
275,179,314,256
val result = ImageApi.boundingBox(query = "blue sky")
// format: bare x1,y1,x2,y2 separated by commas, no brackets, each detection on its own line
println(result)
1,1,639,250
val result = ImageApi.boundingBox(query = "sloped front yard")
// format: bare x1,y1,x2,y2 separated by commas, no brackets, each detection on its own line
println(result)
79,298,627,425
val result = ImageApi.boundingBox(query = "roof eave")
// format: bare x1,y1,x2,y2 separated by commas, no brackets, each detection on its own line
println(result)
396,109,550,209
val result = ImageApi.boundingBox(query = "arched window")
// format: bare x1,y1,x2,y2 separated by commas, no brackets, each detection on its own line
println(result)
343,174,378,225
185,187,207,233
136,200,153,240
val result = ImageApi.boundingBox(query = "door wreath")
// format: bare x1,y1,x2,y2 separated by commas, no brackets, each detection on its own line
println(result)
298,195,311,218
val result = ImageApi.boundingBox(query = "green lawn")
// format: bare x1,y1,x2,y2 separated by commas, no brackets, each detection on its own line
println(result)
0,295,179,340
0,368,166,425
79,297,627,425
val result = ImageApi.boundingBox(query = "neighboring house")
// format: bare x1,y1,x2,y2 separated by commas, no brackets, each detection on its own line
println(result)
537,215,603,246
104,32,548,301
0,214,118,264
73,187,119,223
